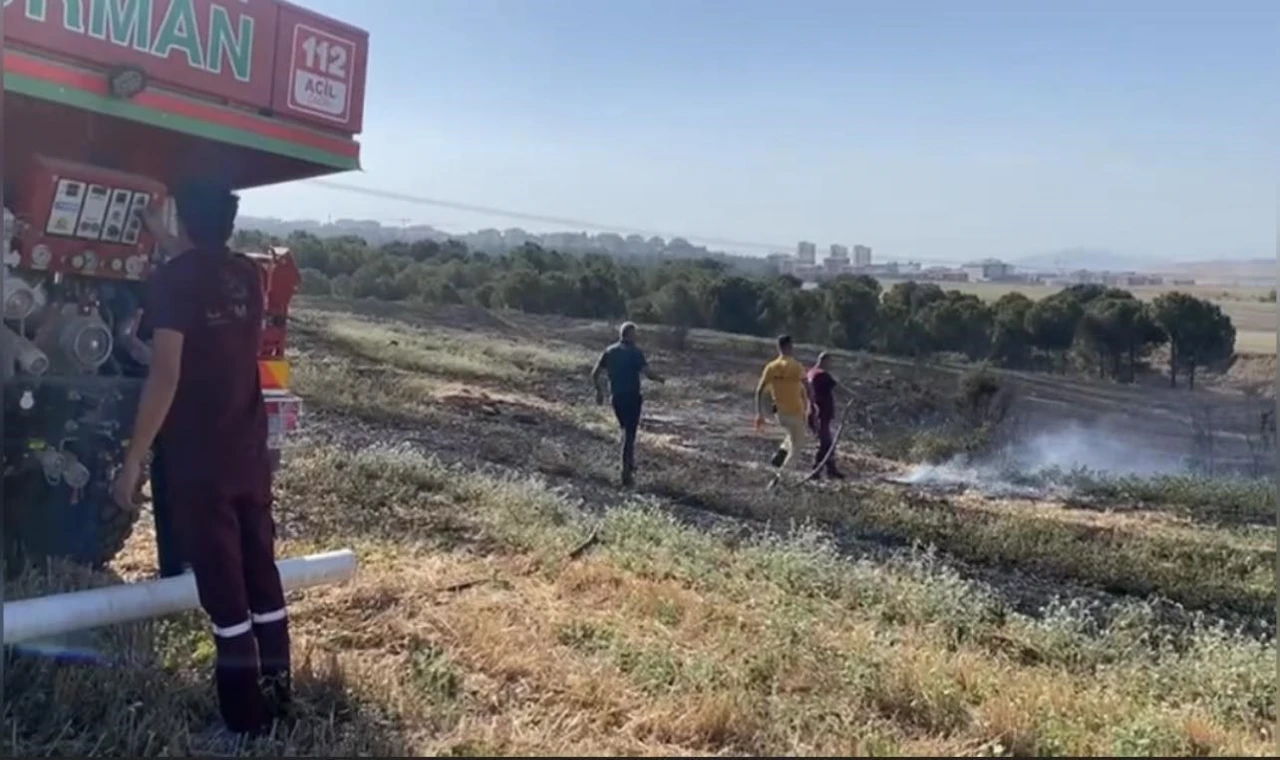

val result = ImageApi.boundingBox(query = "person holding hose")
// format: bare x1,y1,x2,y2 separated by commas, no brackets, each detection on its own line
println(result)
592,321,665,487
112,182,290,739
755,334,811,488
805,351,848,480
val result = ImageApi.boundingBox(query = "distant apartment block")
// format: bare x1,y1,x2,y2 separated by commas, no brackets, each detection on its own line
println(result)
1051,270,1167,288
962,258,1014,282
920,266,970,282
823,258,850,275
853,244,872,268
1114,273,1164,287
823,243,850,275
796,241,817,264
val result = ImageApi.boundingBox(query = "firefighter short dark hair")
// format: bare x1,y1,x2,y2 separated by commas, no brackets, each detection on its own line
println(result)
777,334,793,351
173,179,239,248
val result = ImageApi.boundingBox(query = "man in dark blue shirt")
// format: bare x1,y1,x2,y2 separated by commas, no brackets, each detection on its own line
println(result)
591,322,664,486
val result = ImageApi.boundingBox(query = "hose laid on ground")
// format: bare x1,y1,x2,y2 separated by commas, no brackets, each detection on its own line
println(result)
569,384,872,562
777,392,869,490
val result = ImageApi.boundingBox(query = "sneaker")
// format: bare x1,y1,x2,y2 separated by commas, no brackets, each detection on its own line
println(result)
827,470,846,480
621,471,635,488
769,448,787,468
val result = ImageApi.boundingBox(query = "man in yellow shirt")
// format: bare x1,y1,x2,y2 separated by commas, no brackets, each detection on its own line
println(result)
755,334,811,487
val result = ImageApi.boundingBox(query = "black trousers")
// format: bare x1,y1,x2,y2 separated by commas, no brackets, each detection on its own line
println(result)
150,442,186,578
611,393,643,477
811,413,839,474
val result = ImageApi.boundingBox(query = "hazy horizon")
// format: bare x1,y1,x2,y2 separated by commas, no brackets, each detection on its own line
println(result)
240,0,1276,264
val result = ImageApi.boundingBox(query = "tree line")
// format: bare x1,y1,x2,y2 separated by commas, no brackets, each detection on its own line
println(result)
237,229,1238,389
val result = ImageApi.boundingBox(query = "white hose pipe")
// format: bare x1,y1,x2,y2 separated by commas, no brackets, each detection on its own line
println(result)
3,549,357,645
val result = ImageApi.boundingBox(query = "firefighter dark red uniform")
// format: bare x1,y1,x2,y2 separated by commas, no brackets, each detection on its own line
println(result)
147,243,290,734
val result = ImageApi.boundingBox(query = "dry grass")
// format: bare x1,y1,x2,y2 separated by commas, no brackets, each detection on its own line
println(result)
4,304,1275,757
7,447,1273,756
309,310,594,380
1234,330,1275,356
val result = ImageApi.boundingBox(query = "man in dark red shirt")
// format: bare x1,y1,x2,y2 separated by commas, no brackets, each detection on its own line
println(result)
806,352,847,480
112,182,289,737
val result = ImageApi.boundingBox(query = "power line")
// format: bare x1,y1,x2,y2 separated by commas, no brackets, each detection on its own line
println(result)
302,178,971,268
304,179,793,253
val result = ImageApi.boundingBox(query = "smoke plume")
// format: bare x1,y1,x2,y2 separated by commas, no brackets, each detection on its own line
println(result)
895,419,1189,496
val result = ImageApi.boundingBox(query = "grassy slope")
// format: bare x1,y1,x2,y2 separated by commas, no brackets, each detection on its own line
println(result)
3,303,1275,756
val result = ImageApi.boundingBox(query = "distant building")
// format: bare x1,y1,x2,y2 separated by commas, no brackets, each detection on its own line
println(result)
853,245,872,268
503,228,533,248
823,243,850,276
473,228,505,252
792,263,820,281
1112,273,1164,287
1054,270,1166,288
796,241,817,265
962,258,1013,282
864,262,900,277
823,257,849,275
920,266,969,282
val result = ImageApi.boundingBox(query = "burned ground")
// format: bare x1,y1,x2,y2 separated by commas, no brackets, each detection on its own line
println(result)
3,298,1274,757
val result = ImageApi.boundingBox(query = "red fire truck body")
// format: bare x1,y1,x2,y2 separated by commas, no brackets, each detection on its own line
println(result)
2,0,368,567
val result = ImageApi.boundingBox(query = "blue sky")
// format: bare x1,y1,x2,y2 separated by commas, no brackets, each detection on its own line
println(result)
242,0,1277,263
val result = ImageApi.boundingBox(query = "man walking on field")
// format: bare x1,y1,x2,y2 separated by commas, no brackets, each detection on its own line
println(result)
592,321,665,487
755,334,811,487
113,182,290,739
806,351,848,480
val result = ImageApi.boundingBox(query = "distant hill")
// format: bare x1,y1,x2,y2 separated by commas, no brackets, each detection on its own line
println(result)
1163,258,1274,282
1013,249,1274,285
1012,248,1156,273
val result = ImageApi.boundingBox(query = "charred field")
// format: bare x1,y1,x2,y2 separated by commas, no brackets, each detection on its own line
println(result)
4,297,1276,757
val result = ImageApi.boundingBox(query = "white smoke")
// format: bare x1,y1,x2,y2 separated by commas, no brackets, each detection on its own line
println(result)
895,419,1188,495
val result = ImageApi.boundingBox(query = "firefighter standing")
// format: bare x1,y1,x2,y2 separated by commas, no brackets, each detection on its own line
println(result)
113,183,290,737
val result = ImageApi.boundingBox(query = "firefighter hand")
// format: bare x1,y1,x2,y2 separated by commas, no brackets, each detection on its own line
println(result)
754,415,765,431
111,460,146,512
140,197,167,235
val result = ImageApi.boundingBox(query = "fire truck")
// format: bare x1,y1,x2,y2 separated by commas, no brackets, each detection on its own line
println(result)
2,0,368,569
